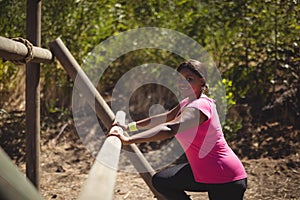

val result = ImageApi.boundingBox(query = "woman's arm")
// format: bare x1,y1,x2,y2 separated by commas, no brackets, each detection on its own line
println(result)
108,107,207,145
134,104,181,130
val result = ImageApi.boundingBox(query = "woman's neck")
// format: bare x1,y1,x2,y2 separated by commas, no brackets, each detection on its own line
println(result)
188,92,202,101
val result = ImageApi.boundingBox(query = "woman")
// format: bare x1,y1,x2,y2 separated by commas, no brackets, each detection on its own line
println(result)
108,60,247,200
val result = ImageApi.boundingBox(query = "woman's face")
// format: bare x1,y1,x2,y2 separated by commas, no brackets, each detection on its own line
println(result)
177,68,205,99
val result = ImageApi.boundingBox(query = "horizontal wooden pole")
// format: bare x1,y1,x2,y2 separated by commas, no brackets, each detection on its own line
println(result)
0,36,53,64
78,111,125,200
49,38,166,200
0,147,44,200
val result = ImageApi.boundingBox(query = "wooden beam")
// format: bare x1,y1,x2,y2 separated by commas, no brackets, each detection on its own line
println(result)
25,0,42,190
49,38,166,200
0,36,53,64
78,111,125,200
49,37,114,128
0,147,44,200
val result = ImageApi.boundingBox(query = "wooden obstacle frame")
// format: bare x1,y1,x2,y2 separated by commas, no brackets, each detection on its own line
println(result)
50,38,166,200
0,2,167,197
0,36,167,200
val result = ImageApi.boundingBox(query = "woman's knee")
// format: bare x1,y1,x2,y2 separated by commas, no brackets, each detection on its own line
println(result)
152,173,162,191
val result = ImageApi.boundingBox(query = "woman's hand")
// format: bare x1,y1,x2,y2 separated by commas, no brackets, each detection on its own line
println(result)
107,126,131,145
111,122,128,131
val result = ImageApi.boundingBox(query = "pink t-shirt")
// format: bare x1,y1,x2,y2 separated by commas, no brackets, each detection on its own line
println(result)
175,95,247,184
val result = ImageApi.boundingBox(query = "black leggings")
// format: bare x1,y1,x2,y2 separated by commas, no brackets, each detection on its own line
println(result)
152,163,247,200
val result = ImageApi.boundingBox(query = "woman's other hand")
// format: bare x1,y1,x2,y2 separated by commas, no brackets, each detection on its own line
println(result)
111,122,128,131
107,126,131,145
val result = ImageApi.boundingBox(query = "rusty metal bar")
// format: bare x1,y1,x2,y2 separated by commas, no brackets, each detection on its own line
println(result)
0,36,53,64
25,0,42,190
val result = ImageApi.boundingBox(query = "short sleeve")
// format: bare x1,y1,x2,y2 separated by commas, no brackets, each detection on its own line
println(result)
186,98,212,119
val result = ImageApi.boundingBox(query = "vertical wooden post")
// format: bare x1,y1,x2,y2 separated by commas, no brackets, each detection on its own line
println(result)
26,0,41,190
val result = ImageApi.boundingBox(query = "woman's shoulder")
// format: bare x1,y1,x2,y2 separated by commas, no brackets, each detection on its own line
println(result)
200,94,215,101
187,95,212,109
192,94,214,104
187,95,214,119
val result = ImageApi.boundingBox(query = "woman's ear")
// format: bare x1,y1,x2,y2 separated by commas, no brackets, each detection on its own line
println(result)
200,77,206,87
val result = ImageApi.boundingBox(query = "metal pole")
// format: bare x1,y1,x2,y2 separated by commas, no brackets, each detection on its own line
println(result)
26,0,41,190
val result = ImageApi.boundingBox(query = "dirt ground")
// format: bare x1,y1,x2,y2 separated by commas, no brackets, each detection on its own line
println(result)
1,111,300,200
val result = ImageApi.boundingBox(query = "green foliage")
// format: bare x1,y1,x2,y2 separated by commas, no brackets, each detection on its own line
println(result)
0,0,299,136
0,0,26,107
0,0,26,37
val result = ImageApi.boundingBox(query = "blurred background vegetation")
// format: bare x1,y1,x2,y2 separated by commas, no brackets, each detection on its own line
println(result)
0,0,299,144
